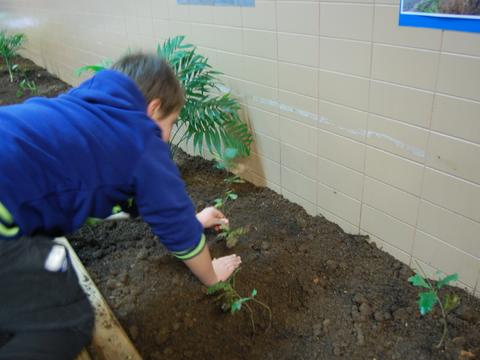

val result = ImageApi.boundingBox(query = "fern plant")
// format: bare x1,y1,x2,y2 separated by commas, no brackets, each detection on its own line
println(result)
157,36,252,159
0,30,26,82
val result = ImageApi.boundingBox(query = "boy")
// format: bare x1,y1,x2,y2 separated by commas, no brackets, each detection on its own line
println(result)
0,53,241,359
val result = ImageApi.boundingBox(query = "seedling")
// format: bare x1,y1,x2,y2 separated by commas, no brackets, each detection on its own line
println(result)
16,78,38,98
0,30,25,82
224,175,244,185
216,224,249,248
207,270,271,334
408,261,460,349
213,189,238,209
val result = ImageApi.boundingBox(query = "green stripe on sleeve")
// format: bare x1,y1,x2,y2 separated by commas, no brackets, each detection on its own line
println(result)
0,201,14,225
173,234,206,260
0,223,19,237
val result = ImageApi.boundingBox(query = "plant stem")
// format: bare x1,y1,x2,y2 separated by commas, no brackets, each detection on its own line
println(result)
414,260,448,349
251,298,272,331
5,57,13,82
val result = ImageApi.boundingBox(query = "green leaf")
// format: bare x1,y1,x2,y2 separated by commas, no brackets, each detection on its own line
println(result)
251,289,257,297
231,300,242,314
408,273,431,289
443,293,460,313
207,281,231,295
436,273,458,289
418,291,437,315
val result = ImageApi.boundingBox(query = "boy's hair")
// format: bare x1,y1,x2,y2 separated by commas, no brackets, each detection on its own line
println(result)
111,52,185,117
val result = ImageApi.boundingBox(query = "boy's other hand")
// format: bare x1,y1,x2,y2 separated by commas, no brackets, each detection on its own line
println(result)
196,207,229,229
212,254,242,282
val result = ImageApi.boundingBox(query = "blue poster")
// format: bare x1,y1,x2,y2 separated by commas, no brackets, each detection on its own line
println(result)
399,0,480,33
177,0,254,6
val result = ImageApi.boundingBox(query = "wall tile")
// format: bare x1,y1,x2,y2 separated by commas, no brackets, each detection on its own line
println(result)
417,200,480,257
367,114,428,163
318,70,370,111
426,133,480,185
243,29,277,60
372,44,439,91
277,1,319,36
317,156,364,200
243,152,281,185
318,129,366,172
152,19,169,38
437,53,480,102
369,81,433,128
278,33,319,67
318,206,360,234
432,95,480,145
281,117,317,154
241,169,282,194
373,5,442,50
442,31,480,57
246,106,280,139
317,182,361,226
233,79,278,114
363,176,420,225
151,0,169,19
213,6,242,27
253,132,281,163
281,166,316,203
422,168,480,222
213,51,243,78
318,100,368,142
168,0,189,21
320,3,373,41
168,20,192,38
278,90,318,127
281,143,317,180
413,231,480,288
278,62,318,98
189,5,215,24
242,56,277,87
360,204,415,253
319,37,372,77
365,146,424,196
242,0,276,31
215,26,243,53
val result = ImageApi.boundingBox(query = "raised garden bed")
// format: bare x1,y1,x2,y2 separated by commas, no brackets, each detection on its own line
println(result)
2,56,479,360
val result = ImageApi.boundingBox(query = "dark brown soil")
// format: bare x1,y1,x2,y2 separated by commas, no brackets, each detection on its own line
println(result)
2,57,480,359
0,56,70,105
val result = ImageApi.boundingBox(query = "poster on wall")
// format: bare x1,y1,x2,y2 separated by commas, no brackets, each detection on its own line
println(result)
177,0,254,6
399,0,480,33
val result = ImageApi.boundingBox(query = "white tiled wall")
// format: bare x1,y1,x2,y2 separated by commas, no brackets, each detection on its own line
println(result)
1,0,479,294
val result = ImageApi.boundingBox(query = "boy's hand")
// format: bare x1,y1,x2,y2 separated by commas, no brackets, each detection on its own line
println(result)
212,254,242,282
196,207,229,229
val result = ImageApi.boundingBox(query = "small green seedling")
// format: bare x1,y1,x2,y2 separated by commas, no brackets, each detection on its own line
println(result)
216,224,249,248
207,270,271,333
75,58,113,77
0,30,25,82
408,262,460,349
224,174,244,185
16,78,38,98
213,189,238,209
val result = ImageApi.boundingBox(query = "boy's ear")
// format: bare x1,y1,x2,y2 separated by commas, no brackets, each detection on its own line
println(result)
146,99,162,119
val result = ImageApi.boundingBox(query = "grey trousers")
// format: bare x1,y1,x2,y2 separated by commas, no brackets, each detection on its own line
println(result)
0,236,94,359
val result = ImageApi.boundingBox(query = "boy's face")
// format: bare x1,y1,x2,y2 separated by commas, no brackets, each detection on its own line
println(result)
147,99,179,142
155,110,179,142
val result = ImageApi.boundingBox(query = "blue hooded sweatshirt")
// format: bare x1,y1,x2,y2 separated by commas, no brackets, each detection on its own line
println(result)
0,69,204,259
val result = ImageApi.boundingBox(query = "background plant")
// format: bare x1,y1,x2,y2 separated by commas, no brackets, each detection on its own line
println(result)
0,30,26,82
408,262,460,348
207,269,271,333
16,78,37,98
158,36,252,159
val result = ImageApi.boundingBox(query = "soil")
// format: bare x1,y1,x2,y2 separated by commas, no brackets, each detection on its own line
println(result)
2,56,480,359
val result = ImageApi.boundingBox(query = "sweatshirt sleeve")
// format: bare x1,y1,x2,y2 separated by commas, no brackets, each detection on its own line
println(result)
133,137,205,260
